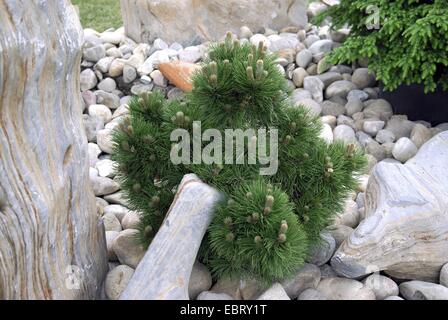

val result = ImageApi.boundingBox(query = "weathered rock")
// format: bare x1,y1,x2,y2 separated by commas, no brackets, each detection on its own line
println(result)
121,211,141,230
188,261,213,300
351,68,376,89
80,68,98,91
121,0,308,46
158,61,201,92
327,225,354,248
197,291,235,300
210,278,242,299
308,39,333,55
102,212,123,232
292,67,308,87
376,129,395,144
362,274,399,300
257,283,290,300
98,78,117,93
317,278,376,300
320,264,338,279
322,100,345,117
333,125,357,144
89,104,112,124
0,1,107,299
363,99,393,121
106,231,120,261
295,98,322,117
345,99,363,116
392,137,418,163
331,132,448,282
303,76,324,102
281,263,321,299
384,295,404,300
97,128,115,154
113,229,146,269
104,204,130,222
440,263,448,287
298,288,328,300
410,123,432,148
365,140,387,161
399,281,448,300
307,232,336,266
385,117,415,139
296,49,313,68
120,174,222,299
331,199,359,228
363,120,385,137
320,123,334,144
325,80,357,99
105,265,134,300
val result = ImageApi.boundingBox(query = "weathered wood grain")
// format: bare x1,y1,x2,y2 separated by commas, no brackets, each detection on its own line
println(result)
0,0,108,299
331,132,448,282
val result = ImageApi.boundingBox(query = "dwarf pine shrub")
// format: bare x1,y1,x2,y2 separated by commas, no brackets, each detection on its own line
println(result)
315,0,448,93
112,33,366,284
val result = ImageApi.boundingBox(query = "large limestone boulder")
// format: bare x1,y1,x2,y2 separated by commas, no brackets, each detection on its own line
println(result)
120,0,308,46
331,132,448,282
0,0,107,299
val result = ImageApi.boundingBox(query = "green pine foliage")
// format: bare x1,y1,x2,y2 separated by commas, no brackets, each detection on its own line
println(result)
112,33,366,284
314,0,448,93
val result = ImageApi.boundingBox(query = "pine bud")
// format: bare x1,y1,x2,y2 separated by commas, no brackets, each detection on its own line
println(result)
247,53,254,66
151,195,160,207
246,192,253,199
254,235,262,246
265,195,274,208
303,153,309,159
227,199,235,207
304,205,310,211
325,156,331,162
209,74,218,86
223,104,232,112
225,32,233,48
121,140,130,151
138,97,145,105
143,135,155,144
224,216,233,227
278,233,287,243
223,59,230,65
209,61,218,75
290,122,297,130
144,225,153,238
284,135,292,144
256,60,264,80
233,39,240,49
246,66,255,81
251,212,260,222
225,232,235,242
263,207,271,216
132,183,142,193
280,220,288,233
149,154,156,162
176,111,184,122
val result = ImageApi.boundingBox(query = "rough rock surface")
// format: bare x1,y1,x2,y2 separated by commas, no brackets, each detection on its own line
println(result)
120,174,222,300
120,0,308,45
332,132,448,282
0,0,107,299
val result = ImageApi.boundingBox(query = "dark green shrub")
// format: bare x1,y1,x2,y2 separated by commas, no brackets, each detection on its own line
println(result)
112,33,366,284
315,0,448,93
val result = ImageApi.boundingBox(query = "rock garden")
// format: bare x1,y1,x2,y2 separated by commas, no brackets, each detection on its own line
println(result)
0,0,447,301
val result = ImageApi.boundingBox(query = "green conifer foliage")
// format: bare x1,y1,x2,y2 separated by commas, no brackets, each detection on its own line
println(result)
315,0,448,93
112,33,366,284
